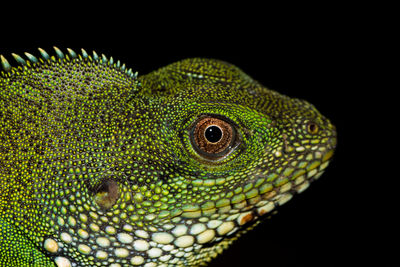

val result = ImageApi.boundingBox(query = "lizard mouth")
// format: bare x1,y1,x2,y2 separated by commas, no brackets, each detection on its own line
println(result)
229,148,334,227
180,148,335,265
167,147,335,238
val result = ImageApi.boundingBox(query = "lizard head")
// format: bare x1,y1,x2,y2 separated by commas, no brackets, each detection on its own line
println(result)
1,50,336,266
134,58,337,264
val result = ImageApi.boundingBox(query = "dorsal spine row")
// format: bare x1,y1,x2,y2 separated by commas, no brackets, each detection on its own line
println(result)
0,47,138,78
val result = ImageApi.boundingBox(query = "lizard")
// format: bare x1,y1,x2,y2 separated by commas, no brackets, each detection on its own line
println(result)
0,47,336,267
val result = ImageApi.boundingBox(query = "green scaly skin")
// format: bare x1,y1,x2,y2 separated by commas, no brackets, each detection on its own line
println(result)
0,47,336,266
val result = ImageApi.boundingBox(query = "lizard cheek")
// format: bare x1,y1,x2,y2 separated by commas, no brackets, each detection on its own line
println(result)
93,179,119,210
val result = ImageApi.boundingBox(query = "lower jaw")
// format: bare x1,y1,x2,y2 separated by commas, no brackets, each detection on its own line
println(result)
192,155,332,229
185,158,333,265
179,157,332,258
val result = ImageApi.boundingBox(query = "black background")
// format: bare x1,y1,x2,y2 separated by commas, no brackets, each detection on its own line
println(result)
0,7,394,267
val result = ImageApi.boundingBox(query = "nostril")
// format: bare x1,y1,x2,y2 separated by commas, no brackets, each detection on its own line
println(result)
307,122,319,134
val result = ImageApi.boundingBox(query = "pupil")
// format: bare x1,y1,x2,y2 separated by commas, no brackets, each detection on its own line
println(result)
205,126,222,143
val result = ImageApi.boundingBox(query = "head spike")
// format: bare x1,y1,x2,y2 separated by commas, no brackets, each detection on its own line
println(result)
53,47,64,59
24,52,38,63
81,49,88,59
38,48,50,60
12,53,27,65
2,47,137,79
67,48,77,58
1,55,11,71
92,51,99,61
101,54,107,64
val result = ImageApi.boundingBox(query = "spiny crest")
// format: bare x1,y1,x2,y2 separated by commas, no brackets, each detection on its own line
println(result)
0,46,138,79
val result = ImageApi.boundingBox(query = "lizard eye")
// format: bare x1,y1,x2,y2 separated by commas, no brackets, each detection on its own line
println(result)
190,116,237,160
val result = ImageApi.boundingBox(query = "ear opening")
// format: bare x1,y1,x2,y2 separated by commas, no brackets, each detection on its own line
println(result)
93,179,119,210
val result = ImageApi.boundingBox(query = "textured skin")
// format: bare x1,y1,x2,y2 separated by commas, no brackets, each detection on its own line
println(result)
0,48,336,266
